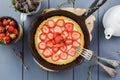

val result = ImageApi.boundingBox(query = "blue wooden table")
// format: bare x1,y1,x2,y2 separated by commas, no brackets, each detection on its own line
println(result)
0,0,120,80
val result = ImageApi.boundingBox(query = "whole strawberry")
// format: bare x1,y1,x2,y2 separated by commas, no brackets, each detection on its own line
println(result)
0,26,4,33
8,26,14,33
3,19,9,26
3,36,11,44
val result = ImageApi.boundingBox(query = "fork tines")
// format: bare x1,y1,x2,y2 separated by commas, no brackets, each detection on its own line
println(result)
76,46,93,60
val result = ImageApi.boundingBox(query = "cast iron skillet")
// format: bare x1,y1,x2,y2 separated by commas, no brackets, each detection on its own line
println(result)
29,0,107,71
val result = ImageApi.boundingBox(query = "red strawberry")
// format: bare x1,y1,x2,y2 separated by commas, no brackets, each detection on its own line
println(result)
54,26,62,33
38,42,46,49
9,20,16,27
9,33,16,39
52,53,59,61
47,20,55,28
68,47,76,56
47,32,53,39
60,44,67,52
39,33,47,41
52,47,59,52
65,39,73,45
46,40,53,48
42,25,49,34
3,36,11,43
3,19,9,26
13,29,18,35
55,35,64,44
53,32,59,38
0,33,5,39
54,43,64,48
62,30,69,38
60,52,68,60
56,19,65,27
73,41,80,48
8,26,15,33
65,22,73,32
0,26,4,33
43,48,52,58
72,31,81,40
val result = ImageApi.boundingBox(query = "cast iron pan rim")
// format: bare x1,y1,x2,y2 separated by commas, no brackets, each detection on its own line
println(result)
29,10,90,71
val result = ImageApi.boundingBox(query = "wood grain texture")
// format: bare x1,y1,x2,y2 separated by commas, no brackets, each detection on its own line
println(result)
0,0,22,80
23,0,48,80
74,0,99,80
99,0,120,79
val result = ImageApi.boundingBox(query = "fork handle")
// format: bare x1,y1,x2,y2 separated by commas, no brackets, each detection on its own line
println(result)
96,61,117,77
97,57,120,68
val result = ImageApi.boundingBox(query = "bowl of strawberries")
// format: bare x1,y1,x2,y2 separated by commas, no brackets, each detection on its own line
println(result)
0,16,23,44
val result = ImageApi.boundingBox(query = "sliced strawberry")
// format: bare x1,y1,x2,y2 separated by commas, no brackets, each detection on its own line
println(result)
38,42,46,49
68,47,76,56
65,39,73,45
0,26,4,33
52,53,59,61
3,36,11,43
62,30,69,38
55,35,64,44
73,41,80,48
54,43,64,48
8,26,15,33
54,26,62,33
61,26,65,31
52,47,59,53
56,19,65,27
9,20,16,27
66,45,72,51
53,32,59,38
13,29,18,35
72,31,81,40
47,32,53,39
65,22,73,32
47,20,55,28
60,44,67,52
3,19,9,26
46,40,53,48
60,52,68,60
43,48,52,58
67,32,72,39
42,25,49,34
39,33,47,41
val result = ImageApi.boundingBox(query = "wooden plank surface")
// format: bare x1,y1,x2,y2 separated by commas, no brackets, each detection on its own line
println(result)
48,0,73,80
74,0,99,80
0,0,22,80
23,0,48,80
99,0,120,79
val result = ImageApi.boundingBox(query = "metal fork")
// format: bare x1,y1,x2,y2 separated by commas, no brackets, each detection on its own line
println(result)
76,46,120,77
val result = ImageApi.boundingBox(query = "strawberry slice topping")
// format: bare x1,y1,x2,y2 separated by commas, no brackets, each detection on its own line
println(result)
65,39,73,45
68,47,76,56
72,31,81,40
54,35,64,44
73,41,80,48
62,30,69,38
39,33,47,41
52,47,59,52
42,25,49,34
47,32,54,39
54,26,62,33
60,44,67,52
46,40,53,48
47,20,55,28
43,48,52,58
65,22,73,32
38,42,46,49
60,52,68,60
56,19,65,27
52,53,59,61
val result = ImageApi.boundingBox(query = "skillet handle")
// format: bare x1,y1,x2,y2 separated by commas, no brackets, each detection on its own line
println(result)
81,0,107,20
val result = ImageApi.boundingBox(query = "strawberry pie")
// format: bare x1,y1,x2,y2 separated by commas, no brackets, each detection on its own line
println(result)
34,16,84,65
